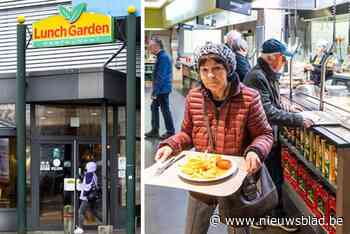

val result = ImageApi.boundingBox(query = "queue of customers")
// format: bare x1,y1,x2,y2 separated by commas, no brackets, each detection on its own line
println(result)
147,31,315,234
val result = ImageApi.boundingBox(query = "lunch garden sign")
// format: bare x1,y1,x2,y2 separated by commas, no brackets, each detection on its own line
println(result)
32,2,114,48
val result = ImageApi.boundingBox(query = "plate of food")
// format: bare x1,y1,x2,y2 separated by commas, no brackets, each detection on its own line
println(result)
177,154,237,182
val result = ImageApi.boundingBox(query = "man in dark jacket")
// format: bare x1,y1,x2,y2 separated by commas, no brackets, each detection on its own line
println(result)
145,38,175,139
226,31,251,81
244,39,314,232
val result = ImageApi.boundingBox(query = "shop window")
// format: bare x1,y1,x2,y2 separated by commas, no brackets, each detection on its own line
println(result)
35,105,102,137
0,104,31,208
118,107,125,137
0,104,15,124
118,106,140,138
108,106,114,137
0,138,16,208
118,140,141,207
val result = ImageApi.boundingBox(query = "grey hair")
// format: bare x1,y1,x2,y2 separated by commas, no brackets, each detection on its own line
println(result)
150,37,164,50
226,30,242,44
230,37,249,52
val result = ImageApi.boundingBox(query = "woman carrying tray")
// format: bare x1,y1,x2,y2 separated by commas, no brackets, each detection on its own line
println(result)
155,42,273,234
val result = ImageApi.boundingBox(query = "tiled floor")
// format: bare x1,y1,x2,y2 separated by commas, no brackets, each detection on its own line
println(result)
144,82,314,234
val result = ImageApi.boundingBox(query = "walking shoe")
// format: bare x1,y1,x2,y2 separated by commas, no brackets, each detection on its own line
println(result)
159,132,174,140
271,223,299,232
145,130,159,138
74,227,84,234
250,221,266,230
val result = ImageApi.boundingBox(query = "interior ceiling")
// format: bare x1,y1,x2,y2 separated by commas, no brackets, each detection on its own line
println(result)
145,0,170,8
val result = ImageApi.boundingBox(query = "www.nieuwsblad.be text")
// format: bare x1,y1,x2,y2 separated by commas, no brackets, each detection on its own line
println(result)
209,214,344,227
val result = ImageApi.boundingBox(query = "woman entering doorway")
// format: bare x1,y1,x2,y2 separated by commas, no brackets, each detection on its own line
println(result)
74,161,102,234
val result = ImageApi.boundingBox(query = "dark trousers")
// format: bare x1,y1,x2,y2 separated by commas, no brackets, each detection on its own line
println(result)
78,200,102,228
151,93,175,134
265,144,285,218
185,194,251,234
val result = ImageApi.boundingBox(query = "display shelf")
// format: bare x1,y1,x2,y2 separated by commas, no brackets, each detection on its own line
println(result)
182,63,200,92
312,126,350,148
283,182,327,234
280,135,337,195
282,94,350,234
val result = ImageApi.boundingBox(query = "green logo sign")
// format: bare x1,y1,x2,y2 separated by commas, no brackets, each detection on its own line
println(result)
52,148,61,158
58,2,87,23
32,2,114,48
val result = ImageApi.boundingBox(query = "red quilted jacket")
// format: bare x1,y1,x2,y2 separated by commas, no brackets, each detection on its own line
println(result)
160,79,273,161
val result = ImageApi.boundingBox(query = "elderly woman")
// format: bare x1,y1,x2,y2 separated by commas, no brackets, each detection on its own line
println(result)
304,39,336,85
74,161,101,234
155,43,273,234
226,31,251,81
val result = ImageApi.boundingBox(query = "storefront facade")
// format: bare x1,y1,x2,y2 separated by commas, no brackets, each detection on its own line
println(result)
0,0,140,232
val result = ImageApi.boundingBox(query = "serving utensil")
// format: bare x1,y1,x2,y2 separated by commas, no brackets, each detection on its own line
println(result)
154,153,186,176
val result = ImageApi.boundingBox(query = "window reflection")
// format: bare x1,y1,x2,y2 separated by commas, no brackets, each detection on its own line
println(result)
39,144,71,226
118,107,140,137
0,104,15,124
36,105,102,137
119,140,140,207
0,104,31,209
0,138,16,208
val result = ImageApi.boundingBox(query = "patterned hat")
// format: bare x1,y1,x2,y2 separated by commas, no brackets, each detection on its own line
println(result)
194,42,237,76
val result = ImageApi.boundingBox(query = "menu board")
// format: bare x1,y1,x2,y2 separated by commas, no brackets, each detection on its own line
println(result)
0,139,9,183
216,0,252,16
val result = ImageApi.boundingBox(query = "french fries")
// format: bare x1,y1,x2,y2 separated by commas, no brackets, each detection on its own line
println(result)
179,154,230,179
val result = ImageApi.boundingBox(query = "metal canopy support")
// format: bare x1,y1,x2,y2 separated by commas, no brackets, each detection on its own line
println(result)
126,7,136,234
104,42,127,68
25,28,32,49
16,19,27,234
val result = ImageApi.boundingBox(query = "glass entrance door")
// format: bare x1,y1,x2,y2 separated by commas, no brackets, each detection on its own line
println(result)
76,143,103,228
38,143,73,226
36,141,103,229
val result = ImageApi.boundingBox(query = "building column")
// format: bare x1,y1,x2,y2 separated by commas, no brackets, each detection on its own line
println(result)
16,17,27,234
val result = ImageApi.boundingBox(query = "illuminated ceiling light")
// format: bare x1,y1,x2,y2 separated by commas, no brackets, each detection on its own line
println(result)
145,0,168,8
91,112,98,116
40,116,47,120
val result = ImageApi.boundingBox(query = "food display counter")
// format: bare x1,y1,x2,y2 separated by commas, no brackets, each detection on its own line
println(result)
281,83,350,128
145,61,155,81
280,72,350,233
280,123,350,234
181,62,200,92
330,73,350,91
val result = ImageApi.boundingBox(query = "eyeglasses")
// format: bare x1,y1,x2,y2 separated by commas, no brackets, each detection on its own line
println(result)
275,53,287,63
282,55,287,63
